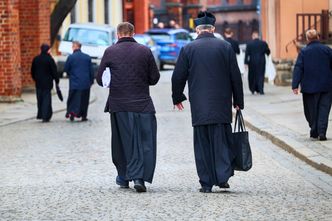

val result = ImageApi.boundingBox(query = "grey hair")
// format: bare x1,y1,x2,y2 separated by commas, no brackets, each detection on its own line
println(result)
72,41,82,48
196,24,215,31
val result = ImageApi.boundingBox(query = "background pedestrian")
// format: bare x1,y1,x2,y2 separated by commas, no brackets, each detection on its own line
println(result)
245,30,270,95
31,43,59,122
292,29,332,141
64,41,94,122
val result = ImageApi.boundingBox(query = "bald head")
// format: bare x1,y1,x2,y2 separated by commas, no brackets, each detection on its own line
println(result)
306,29,319,42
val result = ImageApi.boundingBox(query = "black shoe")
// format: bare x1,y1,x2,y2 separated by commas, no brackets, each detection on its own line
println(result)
116,176,129,188
133,179,146,192
70,115,74,122
199,186,212,193
318,135,327,141
81,117,88,122
42,119,50,123
219,182,230,189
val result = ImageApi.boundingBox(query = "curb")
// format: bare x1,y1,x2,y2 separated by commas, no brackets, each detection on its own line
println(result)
244,118,332,176
0,95,97,127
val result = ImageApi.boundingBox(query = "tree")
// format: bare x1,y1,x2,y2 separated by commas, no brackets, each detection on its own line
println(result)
50,0,77,46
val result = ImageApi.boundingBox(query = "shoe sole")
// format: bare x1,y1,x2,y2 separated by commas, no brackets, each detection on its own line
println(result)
134,184,146,192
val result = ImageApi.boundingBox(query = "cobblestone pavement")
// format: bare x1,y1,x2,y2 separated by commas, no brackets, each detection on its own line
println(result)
0,70,331,221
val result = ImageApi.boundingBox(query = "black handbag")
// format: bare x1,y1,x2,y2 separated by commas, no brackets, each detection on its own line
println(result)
232,110,252,171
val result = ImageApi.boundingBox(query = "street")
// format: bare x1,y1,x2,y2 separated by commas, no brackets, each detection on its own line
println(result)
0,70,331,221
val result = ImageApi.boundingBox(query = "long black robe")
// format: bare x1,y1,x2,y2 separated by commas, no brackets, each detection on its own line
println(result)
194,124,234,187
244,39,270,94
66,89,90,119
111,112,157,183
36,89,52,121
172,32,244,188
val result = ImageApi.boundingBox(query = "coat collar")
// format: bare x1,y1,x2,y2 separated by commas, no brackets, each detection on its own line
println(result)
73,49,81,53
117,37,137,44
307,40,320,46
196,32,215,40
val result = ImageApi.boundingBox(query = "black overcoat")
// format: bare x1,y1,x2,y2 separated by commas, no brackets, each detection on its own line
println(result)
172,32,244,126
292,40,332,93
244,39,270,93
225,37,240,55
31,52,59,89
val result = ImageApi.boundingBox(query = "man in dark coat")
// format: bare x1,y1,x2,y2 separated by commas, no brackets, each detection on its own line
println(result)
172,11,244,193
96,22,160,192
224,27,240,55
31,44,59,122
244,30,270,95
292,29,332,141
64,41,93,121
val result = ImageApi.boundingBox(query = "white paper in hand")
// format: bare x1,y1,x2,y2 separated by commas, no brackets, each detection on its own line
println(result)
102,67,111,88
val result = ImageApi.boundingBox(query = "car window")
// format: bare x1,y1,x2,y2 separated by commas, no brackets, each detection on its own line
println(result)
148,33,171,42
175,32,189,40
64,28,110,46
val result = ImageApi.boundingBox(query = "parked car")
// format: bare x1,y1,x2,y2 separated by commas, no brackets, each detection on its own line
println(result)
133,34,160,69
189,32,224,40
145,28,191,70
55,23,116,77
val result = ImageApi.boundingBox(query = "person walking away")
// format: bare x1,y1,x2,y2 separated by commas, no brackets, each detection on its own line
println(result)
244,30,270,95
224,27,240,55
292,29,332,141
31,44,59,122
172,11,244,193
96,22,160,192
64,41,94,121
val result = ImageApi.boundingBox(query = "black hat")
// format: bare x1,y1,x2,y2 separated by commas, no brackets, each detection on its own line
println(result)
194,11,216,27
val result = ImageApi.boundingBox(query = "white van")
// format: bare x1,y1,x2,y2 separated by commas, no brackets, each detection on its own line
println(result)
56,23,116,77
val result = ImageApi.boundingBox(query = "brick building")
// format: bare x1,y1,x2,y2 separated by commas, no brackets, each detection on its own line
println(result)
0,0,52,102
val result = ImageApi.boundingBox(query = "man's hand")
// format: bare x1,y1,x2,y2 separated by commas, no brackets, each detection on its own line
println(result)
293,88,299,95
234,105,240,110
174,103,184,111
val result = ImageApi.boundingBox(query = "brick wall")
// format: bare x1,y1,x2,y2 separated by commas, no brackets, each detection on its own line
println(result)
20,0,51,88
0,0,51,101
0,0,22,100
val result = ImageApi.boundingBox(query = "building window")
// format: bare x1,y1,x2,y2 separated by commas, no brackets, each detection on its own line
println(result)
105,0,109,24
70,5,76,24
88,0,94,22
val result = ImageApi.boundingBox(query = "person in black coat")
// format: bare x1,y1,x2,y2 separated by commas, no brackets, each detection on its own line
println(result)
31,44,59,122
224,27,240,55
292,29,332,141
172,11,244,193
64,41,94,121
96,22,160,192
244,31,270,95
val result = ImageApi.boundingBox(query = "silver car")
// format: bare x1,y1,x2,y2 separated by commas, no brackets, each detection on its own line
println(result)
56,23,116,77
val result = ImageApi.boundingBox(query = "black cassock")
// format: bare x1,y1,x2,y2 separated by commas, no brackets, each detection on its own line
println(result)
245,39,270,94
172,32,244,188
194,124,234,187
66,89,90,119
36,89,52,120
111,112,157,183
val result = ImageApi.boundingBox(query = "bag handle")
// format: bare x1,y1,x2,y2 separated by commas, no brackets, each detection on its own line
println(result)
234,110,246,132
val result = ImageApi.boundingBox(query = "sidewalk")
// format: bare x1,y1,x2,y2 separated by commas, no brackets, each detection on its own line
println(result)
0,79,96,127
242,82,332,175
